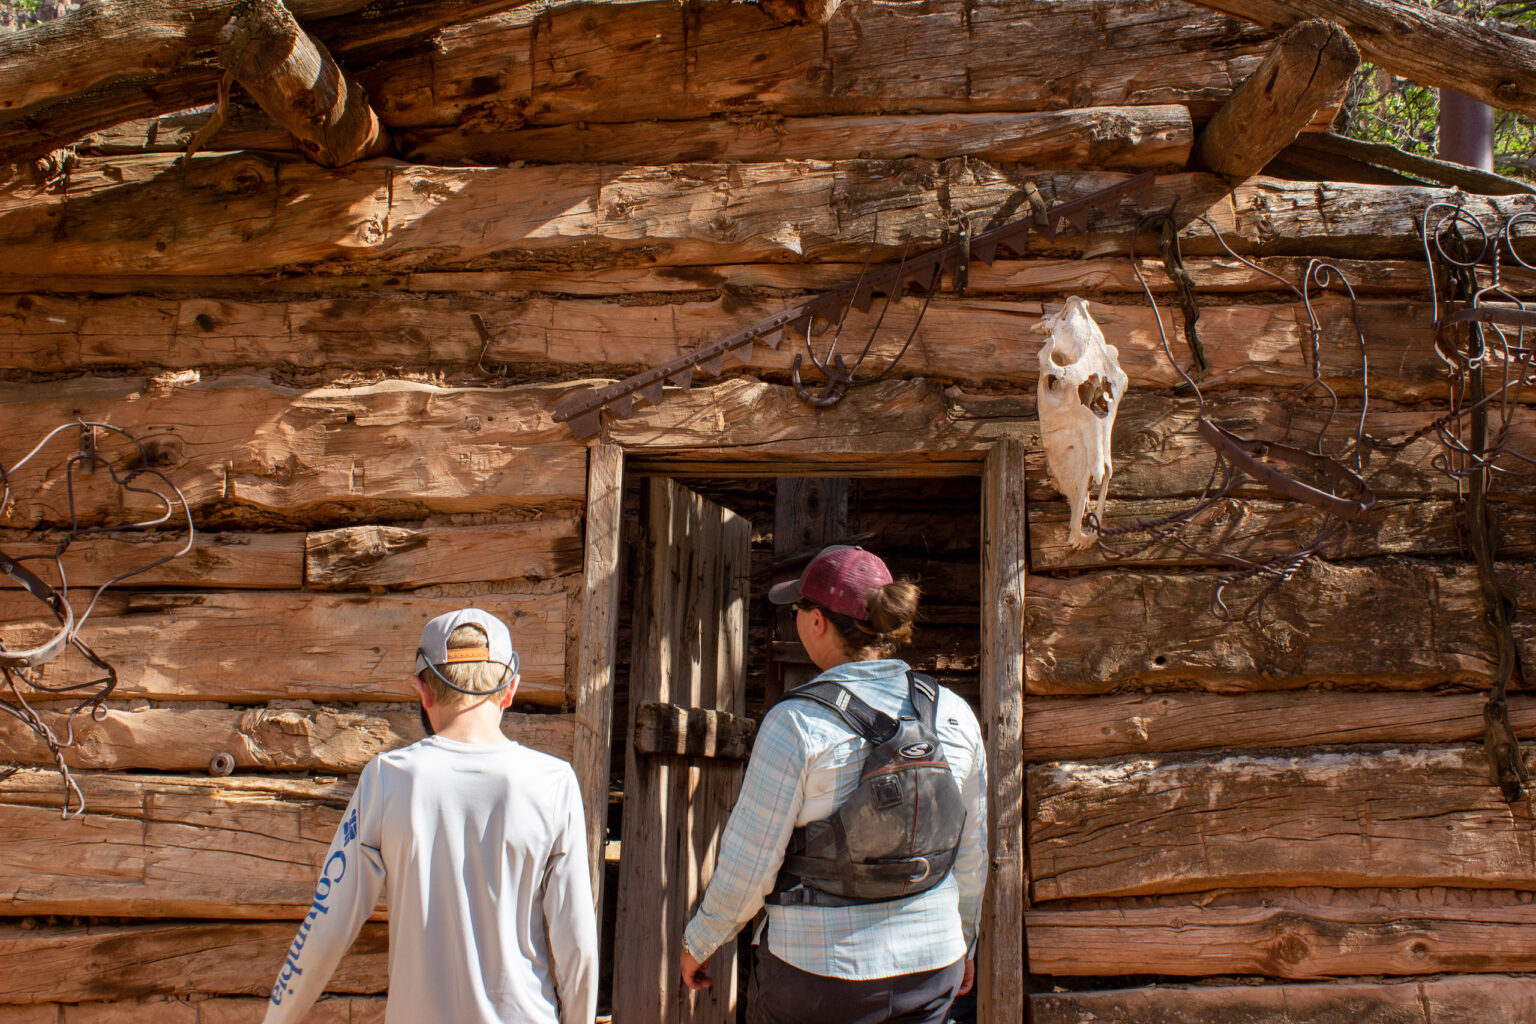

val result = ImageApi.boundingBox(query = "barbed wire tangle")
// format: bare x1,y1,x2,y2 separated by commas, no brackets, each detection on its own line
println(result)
0,420,194,818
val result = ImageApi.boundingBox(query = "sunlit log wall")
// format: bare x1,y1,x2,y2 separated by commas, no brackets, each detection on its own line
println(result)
1,0,1533,1020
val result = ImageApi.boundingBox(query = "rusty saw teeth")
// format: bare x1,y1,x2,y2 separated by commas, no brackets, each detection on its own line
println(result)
551,172,1156,436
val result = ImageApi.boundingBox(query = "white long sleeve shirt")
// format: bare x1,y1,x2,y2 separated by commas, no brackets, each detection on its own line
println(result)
683,659,988,980
263,736,598,1024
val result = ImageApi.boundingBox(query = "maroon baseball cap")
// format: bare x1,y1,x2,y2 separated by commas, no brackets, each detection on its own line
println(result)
769,545,893,620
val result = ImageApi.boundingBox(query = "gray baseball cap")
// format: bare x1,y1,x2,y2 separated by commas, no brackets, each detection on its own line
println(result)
414,608,519,693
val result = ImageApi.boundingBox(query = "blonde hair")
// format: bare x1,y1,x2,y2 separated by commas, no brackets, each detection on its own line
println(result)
815,579,922,661
419,624,513,708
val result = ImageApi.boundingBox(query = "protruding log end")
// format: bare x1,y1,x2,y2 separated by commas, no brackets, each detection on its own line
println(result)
217,0,388,167
1192,18,1360,180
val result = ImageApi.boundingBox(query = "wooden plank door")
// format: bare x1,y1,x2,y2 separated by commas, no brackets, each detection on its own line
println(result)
612,477,751,1024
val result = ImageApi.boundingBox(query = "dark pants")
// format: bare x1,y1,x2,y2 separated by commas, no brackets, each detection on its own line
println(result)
746,946,965,1024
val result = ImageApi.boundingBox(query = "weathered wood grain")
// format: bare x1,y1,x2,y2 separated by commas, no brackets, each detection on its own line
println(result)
1030,496,1536,570
1025,561,1534,694
398,107,1193,169
979,439,1027,1024
216,0,387,168
1,290,1481,402
0,769,352,917
6,156,1532,276
1185,0,1536,119
0,0,371,122
0,531,302,589
574,443,623,899
0,0,542,164
1031,976,1536,1024
1028,746,1536,900
613,378,1006,474
632,702,756,761
1026,392,1536,502
3,256,1508,298
304,519,582,589
0,376,586,528
1193,19,1358,178
0,705,574,772
0,590,567,706
1027,887,1536,978
613,479,749,1024
77,103,298,157
0,921,387,1003
0,996,385,1022
1024,692,1536,762
359,0,1277,128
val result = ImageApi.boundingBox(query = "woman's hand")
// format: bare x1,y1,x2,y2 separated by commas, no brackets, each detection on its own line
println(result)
680,949,712,991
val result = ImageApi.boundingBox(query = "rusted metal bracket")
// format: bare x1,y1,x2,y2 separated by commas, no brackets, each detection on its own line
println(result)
551,171,1157,439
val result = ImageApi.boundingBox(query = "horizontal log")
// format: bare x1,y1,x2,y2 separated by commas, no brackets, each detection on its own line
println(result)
0,769,353,917
398,108,1193,169
0,705,574,773
1030,496,1536,570
361,0,1277,127
1024,692,1536,762
4,256,1516,298
304,519,582,589
77,104,298,157
0,531,302,589
0,590,567,707
1026,391,1536,502
1028,745,1536,900
5,155,1531,276
1027,888,1536,978
0,996,384,1021
0,921,386,1003
614,378,1010,472
0,376,586,528
632,701,757,760
1031,976,1536,1024
0,289,1478,402
0,0,372,124
0,0,542,165
1026,561,1536,694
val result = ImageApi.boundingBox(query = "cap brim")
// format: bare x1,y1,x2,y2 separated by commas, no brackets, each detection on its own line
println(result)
768,578,802,605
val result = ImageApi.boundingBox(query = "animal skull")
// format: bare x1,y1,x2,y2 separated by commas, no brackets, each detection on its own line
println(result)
1035,297,1128,550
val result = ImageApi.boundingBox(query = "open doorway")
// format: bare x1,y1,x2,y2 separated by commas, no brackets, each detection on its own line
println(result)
603,472,984,1024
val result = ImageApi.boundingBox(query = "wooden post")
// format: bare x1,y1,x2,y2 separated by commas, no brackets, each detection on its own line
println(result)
1192,19,1359,179
216,0,388,167
574,444,624,904
980,439,1027,1024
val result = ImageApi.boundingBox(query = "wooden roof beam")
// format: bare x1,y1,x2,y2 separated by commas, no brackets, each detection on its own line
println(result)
0,0,372,122
216,0,387,166
1183,0,1536,117
1192,18,1359,179
0,0,540,165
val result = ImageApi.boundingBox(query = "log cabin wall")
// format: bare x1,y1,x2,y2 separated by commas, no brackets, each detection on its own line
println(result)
1,0,1534,1020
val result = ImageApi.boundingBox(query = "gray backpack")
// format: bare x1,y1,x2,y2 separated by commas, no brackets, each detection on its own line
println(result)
766,671,966,908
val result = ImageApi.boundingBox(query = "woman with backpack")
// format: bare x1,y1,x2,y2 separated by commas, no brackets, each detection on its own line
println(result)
680,545,989,1024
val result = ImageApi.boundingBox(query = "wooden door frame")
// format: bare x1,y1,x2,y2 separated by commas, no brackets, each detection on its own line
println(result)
575,433,1028,1024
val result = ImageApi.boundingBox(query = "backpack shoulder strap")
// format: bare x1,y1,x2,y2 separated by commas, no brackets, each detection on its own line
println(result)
781,681,898,745
906,670,941,730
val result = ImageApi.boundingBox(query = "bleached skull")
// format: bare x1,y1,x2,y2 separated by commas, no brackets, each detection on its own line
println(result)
1035,297,1128,550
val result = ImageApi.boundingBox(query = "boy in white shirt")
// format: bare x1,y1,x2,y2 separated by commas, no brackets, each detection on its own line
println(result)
262,608,598,1024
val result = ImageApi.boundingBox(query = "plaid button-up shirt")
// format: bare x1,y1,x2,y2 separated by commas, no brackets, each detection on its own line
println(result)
682,659,988,980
